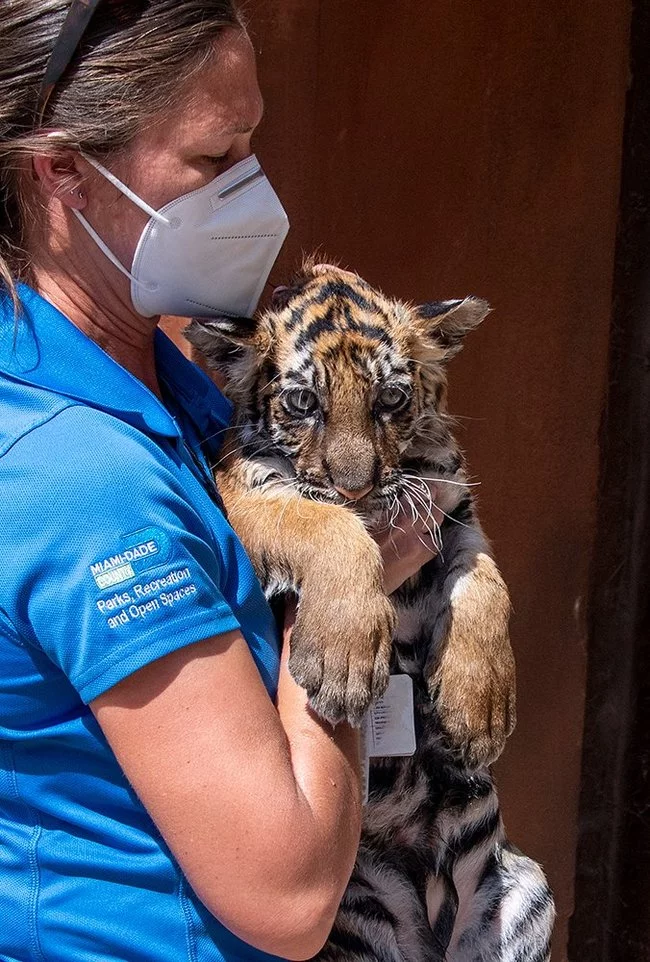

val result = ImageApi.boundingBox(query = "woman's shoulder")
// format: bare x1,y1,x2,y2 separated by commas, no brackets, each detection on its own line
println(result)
0,400,194,552
0,393,166,480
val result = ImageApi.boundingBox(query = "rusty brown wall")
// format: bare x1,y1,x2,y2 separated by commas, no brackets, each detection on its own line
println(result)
169,1,631,956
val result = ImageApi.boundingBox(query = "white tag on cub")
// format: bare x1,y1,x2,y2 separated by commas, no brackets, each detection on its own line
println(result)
364,674,417,758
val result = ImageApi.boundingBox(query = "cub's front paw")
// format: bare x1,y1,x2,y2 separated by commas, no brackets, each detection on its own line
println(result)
288,582,395,727
429,634,516,768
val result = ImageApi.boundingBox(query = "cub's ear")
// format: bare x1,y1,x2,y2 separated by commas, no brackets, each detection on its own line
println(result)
184,315,267,372
185,314,257,346
270,285,294,309
415,296,491,358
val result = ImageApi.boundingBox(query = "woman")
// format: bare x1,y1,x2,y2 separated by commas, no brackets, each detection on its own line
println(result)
0,3,440,961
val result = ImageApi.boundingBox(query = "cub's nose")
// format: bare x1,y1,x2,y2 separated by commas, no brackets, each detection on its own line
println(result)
334,482,374,501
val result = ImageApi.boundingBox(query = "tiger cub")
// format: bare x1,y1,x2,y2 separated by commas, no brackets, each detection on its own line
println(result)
186,261,554,962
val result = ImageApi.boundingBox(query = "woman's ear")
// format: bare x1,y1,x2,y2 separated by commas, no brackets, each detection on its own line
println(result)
32,151,88,211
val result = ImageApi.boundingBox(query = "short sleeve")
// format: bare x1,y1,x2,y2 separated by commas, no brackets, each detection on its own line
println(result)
0,406,242,703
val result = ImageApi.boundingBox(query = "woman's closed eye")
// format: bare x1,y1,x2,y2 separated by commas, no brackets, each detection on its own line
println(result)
201,153,230,169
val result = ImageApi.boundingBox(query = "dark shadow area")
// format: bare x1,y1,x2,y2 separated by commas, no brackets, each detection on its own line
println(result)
569,0,650,957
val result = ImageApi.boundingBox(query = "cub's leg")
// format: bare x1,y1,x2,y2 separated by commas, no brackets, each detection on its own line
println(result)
425,788,554,962
445,844,555,962
217,460,395,725
317,848,442,962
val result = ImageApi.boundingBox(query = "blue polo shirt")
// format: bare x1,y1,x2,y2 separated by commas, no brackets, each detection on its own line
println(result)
0,285,282,962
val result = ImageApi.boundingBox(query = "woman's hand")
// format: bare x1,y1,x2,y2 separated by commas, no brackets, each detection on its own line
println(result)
372,484,443,594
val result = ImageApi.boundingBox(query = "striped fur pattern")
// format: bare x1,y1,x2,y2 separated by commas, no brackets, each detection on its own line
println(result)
186,261,554,961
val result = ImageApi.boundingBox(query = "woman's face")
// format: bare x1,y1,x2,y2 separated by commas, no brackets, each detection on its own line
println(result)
80,26,264,276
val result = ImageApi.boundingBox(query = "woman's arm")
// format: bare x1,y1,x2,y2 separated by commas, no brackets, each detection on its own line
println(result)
92,623,361,961
91,499,441,960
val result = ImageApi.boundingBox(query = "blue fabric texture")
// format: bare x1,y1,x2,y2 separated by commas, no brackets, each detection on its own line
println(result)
0,285,282,962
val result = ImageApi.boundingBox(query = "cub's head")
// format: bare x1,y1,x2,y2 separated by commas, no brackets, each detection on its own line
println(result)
186,260,489,508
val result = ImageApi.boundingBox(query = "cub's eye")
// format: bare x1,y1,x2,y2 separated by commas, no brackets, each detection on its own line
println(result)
377,386,410,412
284,388,318,417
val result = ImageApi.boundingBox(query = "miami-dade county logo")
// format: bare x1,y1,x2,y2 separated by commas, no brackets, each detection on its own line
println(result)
90,527,172,590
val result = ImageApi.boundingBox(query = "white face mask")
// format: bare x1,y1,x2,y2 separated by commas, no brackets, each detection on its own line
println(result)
73,154,290,318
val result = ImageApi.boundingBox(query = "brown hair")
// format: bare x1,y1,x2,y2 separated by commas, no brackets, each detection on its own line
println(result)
0,0,241,300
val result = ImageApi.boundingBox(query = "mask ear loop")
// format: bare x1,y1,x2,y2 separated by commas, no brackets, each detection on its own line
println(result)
80,152,170,226
71,209,153,288
70,152,171,289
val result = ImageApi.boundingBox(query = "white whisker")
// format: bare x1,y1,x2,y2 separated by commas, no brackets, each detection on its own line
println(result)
403,472,480,488
209,437,279,473
198,425,229,445
402,481,444,553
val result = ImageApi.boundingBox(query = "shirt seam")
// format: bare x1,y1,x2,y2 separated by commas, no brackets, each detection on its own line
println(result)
178,873,198,962
7,743,46,962
0,399,79,460
0,605,23,644
161,434,230,567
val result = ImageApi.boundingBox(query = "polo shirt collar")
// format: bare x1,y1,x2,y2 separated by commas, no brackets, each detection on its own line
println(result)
0,283,232,443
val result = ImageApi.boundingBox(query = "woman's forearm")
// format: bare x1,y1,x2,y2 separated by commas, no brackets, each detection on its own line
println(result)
275,602,362,919
93,621,362,960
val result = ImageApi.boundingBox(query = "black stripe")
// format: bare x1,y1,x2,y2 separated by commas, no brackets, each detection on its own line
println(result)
294,305,338,351
419,300,463,319
280,367,302,381
341,305,392,346
261,358,278,387
286,304,309,331
247,370,263,426
260,392,274,438
506,890,555,945
342,894,398,927
446,494,474,526
476,851,499,892
312,280,375,311
430,873,458,954
293,309,394,353
468,881,553,961
366,756,404,800
352,321,393,345
321,345,341,367
453,806,501,858
325,927,377,958
348,342,364,366
342,302,394,346
284,283,378,333
415,766,494,820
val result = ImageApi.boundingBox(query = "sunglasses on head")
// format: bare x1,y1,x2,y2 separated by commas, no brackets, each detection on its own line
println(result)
36,0,144,128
